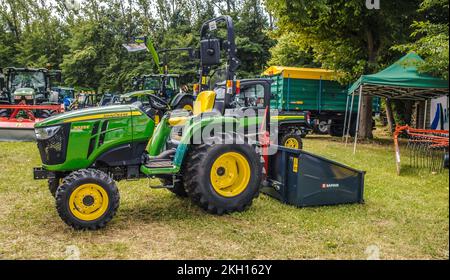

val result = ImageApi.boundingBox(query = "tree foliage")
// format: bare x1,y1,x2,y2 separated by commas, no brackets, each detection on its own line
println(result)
1,0,275,93
265,0,427,138
393,0,449,79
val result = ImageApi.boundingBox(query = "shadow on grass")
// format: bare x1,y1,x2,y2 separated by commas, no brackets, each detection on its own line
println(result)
397,165,448,177
115,195,205,224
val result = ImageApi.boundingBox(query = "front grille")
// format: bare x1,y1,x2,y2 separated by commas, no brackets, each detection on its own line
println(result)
37,124,70,165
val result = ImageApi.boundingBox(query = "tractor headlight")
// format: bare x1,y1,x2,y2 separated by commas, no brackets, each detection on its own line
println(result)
35,126,61,140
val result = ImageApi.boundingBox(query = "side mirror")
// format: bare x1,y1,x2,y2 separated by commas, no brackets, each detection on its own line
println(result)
200,39,221,66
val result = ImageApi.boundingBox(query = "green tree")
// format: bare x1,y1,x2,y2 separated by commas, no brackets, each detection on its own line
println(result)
394,0,449,79
268,32,318,67
235,0,274,77
266,0,422,138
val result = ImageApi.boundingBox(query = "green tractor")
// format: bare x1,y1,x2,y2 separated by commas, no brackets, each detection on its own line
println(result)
32,16,287,230
32,16,268,230
0,67,62,118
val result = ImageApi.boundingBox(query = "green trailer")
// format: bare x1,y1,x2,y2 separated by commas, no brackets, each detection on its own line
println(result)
263,66,379,136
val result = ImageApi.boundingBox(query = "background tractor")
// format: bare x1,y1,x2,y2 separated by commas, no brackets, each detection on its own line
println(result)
123,38,196,111
0,67,64,141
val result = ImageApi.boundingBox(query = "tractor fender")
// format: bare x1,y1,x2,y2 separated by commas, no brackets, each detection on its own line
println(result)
173,116,239,167
170,93,195,108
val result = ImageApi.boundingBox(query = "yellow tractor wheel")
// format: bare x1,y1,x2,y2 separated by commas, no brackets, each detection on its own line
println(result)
183,135,262,215
55,169,119,230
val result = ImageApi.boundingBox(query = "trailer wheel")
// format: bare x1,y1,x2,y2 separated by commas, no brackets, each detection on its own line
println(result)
316,120,330,134
55,169,119,230
174,96,194,111
183,137,262,215
280,133,303,150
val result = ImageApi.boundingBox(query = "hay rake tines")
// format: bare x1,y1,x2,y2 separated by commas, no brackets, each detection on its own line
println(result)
394,125,449,175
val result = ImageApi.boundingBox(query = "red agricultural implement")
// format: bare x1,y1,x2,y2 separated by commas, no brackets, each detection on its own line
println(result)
0,102,64,141
394,125,449,175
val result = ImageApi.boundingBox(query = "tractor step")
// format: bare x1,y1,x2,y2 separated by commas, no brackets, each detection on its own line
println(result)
145,159,173,168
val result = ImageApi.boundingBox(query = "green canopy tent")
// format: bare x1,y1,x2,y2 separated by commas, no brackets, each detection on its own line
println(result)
343,52,449,153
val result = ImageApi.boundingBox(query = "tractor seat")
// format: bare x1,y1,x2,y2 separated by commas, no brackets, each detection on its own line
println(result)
168,90,218,126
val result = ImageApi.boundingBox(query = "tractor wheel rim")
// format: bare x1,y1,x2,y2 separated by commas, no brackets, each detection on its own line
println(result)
183,104,193,111
318,121,328,132
210,152,251,197
284,138,299,149
69,183,109,221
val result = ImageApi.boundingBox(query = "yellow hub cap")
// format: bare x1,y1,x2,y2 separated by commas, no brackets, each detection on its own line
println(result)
284,137,299,149
69,183,109,221
183,104,193,111
210,152,251,197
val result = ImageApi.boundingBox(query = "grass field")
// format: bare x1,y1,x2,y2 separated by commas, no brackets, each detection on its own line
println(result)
0,133,448,260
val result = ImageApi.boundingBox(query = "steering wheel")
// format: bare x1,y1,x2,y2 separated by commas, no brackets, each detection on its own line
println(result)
148,94,169,111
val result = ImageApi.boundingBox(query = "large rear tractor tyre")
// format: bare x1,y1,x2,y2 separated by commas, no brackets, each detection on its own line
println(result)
174,97,194,112
183,140,262,215
280,132,303,150
55,169,120,230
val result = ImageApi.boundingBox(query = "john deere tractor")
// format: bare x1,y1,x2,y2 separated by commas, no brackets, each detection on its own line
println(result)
33,16,275,230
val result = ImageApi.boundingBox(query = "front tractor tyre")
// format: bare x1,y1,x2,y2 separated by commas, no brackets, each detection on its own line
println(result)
55,169,120,230
184,141,262,215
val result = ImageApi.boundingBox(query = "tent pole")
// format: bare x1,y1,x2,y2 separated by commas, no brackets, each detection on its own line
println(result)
345,91,356,146
342,94,350,140
353,85,363,154
423,99,427,129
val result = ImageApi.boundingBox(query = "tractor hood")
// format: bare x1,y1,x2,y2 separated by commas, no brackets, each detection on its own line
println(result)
35,104,142,128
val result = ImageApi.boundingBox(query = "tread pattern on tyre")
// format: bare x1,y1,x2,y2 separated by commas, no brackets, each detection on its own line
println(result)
55,168,120,230
183,134,262,215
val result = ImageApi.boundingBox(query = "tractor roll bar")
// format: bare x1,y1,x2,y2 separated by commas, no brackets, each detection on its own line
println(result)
199,15,240,83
